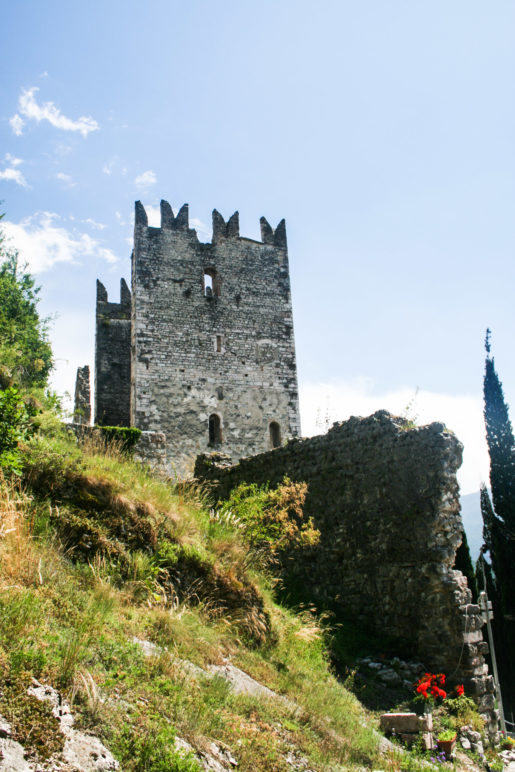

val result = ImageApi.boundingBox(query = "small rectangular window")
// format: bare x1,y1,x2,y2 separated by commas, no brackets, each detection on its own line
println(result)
215,335,223,353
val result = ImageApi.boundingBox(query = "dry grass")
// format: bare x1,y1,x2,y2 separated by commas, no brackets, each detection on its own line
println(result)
0,474,40,589
0,435,384,770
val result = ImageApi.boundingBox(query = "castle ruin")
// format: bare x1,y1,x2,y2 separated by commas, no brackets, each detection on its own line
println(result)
92,199,301,472
74,198,497,732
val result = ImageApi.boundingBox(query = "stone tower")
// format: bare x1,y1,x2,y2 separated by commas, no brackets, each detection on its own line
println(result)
95,199,301,472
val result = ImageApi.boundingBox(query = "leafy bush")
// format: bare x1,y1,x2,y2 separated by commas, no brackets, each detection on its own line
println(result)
215,477,319,568
0,386,36,473
0,241,52,389
97,426,142,453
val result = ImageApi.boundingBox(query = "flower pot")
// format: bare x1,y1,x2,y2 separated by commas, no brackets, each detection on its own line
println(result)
437,735,457,759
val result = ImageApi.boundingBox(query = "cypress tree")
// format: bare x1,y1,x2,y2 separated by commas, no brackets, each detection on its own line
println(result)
482,331,515,715
454,529,478,600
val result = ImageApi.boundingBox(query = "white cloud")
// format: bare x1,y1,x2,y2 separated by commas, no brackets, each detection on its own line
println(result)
299,378,489,496
102,163,112,175
55,143,73,156
0,168,28,187
0,155,28,187
145,205,161,226
2,212,118,273
10,87,99,137
5,153,23,167
9,114,24,135
83,218,106,230
134,170,157,187
56,172,76,188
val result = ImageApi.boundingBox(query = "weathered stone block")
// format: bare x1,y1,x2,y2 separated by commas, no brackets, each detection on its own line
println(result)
380,712,432,734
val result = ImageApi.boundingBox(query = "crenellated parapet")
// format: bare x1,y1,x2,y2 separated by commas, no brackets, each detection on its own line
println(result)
96,278,131,311
260,217,287,249
212,209,239,242
133,199,287,250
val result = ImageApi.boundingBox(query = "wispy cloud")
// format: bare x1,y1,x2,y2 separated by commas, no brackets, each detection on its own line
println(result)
10,87,99,138
2,212,117,273
83,217,106,230
9,114,24,136
5,154,23,167
56,172,76,188
299,377,488,496
134,170,157,188
0,154,28,187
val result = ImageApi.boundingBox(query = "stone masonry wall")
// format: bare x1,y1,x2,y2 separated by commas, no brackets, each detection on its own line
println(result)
195,411,497,730
73,365,91,425
95,278,131,427
131,200,301,475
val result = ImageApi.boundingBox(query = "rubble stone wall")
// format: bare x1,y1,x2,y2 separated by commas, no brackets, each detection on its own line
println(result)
130,200,301,474
195,411,496,730
73,365,91,425
94,278,131,427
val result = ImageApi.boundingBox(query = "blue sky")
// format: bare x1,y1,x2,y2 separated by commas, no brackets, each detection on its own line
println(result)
1,0,514,497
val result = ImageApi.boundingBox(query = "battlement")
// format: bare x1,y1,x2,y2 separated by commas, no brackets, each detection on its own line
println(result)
134,200,287,250
96,278,131,311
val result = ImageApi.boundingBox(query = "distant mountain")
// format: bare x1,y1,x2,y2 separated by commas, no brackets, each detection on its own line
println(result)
459,490,485,562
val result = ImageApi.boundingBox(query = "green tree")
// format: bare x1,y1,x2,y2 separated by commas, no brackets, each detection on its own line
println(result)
481,330,515,715
0,216,52,389
0,386,36,474
454,529,477,599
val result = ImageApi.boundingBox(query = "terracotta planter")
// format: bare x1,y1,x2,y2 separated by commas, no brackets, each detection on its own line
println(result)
437,735,457,759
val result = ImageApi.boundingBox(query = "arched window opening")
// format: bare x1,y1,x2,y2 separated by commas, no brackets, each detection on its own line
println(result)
204,268,220,297
208,413,222,445
269,421,281,449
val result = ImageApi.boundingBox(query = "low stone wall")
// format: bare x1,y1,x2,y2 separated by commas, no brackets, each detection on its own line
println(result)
195,411,497,732
66,424,167,475
133,430,167,474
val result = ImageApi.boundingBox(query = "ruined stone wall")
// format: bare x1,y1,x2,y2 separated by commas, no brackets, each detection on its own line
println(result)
95,279,131,427
196,411,496,728
73,365,91,425
131,200,300,473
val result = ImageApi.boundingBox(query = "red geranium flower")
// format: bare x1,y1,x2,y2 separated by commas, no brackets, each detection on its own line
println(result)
456,684,465,697
414,673,447,704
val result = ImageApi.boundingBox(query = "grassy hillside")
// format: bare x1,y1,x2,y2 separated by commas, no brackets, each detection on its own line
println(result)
0,428,384,771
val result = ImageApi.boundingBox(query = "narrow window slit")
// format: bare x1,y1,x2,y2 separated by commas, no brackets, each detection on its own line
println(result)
269,421,281,449
209,413,222,445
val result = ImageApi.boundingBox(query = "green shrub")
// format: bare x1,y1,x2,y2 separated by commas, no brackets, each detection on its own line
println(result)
98,426,142,453
0,386,36,474
215,477,319,568
112,719,200,771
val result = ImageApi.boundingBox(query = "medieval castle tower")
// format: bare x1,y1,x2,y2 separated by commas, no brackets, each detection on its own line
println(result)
92,199,301,471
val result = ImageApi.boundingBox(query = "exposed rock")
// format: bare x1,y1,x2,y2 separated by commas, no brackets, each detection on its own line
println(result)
378,668,402,687
0,721,11,739
0,737,32,772
25,679,118,771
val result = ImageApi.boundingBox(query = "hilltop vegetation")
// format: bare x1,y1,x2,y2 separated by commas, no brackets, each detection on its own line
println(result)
0,430,380,770
0,215,381,770
0,219,492,770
